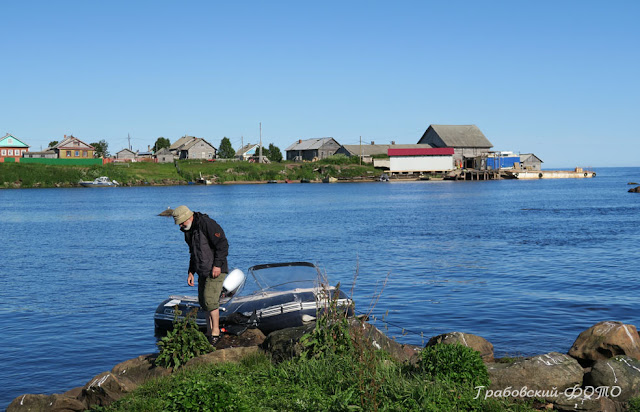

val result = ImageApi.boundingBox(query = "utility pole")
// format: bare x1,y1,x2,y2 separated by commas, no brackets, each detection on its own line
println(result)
259,123,263,163
128,133,131,151
359,136,362,165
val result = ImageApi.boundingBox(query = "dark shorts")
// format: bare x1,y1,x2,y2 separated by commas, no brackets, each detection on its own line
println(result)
198,273,227,312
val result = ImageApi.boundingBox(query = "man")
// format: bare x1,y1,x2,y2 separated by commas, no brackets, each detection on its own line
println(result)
172,205,229,345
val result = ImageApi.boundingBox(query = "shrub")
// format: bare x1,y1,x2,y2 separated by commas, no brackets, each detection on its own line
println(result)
155,309,212,369
418,343,490,388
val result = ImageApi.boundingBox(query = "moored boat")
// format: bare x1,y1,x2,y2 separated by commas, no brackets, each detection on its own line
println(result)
79,176,119,187
154,261,353,335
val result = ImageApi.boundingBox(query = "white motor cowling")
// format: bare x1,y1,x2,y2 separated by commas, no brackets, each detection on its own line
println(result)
221,268,245,298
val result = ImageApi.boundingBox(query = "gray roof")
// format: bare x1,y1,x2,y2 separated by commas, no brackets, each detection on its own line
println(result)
182,138,215,151
155,147,173,156
170,135,197,150
286,138,337,151
421,125,493,148
340,143,432,156
520,153,544,163
236,143,259,156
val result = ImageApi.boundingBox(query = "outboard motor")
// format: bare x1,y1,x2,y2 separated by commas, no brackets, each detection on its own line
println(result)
221,268,245,298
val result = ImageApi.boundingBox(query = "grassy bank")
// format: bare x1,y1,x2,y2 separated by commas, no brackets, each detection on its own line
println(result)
0,156,381,188
93,298,536,412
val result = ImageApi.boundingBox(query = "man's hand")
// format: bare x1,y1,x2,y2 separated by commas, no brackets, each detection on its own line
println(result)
212,266,221,278
187,272,195,286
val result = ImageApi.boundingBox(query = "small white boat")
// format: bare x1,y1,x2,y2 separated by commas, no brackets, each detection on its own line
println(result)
79,176,119,187
196,172,213,185
154,262,353,335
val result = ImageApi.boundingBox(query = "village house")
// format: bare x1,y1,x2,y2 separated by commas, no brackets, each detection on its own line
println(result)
417,125,493,168
0,133,29,162
170,135,216,160
155,147,176,163
35,135,95,159
236,143,259,160
285,138,341,161
115,148,136,161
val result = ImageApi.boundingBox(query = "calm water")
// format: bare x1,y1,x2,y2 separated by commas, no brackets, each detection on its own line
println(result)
1,167,640,407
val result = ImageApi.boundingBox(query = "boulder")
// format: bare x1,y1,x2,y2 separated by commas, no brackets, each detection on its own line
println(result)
569,321,640,365
585,356,640,402
7,393,86,412
628,186,640,193
487,352,583,397
554,392,625,412
78,371,129,407
216,328,266,350
110,353,171,391
261,323,316,362
352,320,421,363
426,331,494,362
184,346,261,369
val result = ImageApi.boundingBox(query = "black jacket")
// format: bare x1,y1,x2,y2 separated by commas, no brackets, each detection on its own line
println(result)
183,212,229,276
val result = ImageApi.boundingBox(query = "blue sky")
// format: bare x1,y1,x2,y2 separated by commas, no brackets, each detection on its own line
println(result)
2,1,638,167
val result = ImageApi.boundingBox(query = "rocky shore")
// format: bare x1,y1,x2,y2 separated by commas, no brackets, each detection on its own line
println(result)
8,320,640,412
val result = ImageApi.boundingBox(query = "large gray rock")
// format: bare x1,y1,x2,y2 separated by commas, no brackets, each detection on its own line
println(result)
110,353,170,391
487,352,584,398
216,328,266,349
628,186,640,193
7,393,86,412
586,356,640,402
353,320,421,363
569,321,640,365
554,392,625,412
261,323,316,362
78,371,130,407
426,331,494,362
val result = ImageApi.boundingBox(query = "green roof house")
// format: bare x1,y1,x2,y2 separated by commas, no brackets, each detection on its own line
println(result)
0,133,30,162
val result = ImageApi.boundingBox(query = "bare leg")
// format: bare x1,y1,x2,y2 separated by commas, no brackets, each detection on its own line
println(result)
208,309,220,337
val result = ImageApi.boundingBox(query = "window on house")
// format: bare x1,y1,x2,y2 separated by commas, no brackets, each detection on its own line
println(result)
8,150,13,155
83,151,88,157
1,149,6,156
66,151,71,157
75,151,79,157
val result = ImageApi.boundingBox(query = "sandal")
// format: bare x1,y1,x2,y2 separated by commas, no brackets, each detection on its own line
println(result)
208,335,221,346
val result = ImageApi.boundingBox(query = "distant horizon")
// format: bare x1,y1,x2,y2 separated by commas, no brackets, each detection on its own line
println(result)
2,1,638,168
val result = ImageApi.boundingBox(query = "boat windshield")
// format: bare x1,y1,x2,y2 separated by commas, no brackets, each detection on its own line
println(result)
248,262,321,292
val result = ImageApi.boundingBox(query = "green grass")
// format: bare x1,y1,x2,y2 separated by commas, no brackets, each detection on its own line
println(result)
0,158,382,188
94,349,537,412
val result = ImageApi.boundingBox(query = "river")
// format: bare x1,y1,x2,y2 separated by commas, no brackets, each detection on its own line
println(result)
1,167,639,408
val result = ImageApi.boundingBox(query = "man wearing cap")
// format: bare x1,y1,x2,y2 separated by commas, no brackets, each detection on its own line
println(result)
172,205,229,345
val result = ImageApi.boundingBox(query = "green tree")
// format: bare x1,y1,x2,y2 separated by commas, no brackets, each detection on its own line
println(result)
218,137,235,159
48,140,58,148
153,137,171,152
90,139,109,158
267,143,283,162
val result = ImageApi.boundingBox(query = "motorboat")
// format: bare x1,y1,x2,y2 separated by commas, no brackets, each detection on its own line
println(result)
196,172,212,185
154,262,353,335
79,176,119,187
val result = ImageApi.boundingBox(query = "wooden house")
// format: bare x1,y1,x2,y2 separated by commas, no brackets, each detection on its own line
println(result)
155,147,176,163
52,135,95,159
116,148,136,161
285,138,340,161
518,153,544,171
0,134,29,162
417,125,493,168
170,136,216,160
236,143,259,160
